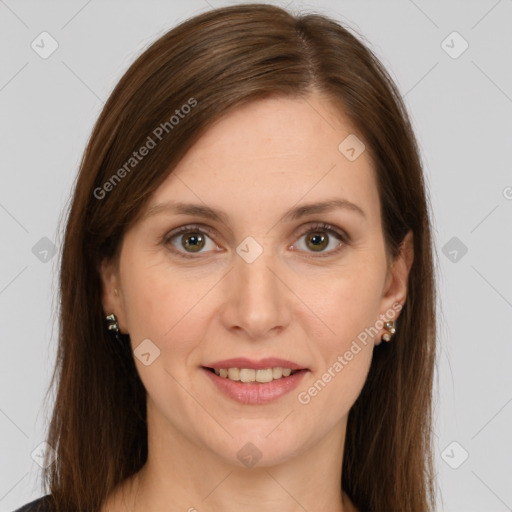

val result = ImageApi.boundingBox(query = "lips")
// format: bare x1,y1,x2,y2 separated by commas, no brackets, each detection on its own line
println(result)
201,357,310,404
202,366,308,404
203,357,307,371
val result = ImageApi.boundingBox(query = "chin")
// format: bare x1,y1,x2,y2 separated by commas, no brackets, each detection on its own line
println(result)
208,427,307,469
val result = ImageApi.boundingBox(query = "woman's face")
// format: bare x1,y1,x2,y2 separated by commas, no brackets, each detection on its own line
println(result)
101,93,412,468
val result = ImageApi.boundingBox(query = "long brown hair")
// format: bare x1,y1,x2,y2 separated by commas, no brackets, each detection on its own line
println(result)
41,4,437,511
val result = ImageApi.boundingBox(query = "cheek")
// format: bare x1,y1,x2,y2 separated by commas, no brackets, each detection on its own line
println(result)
121,268,172,341
120,245,195,336
120,255,219,369
293,344,373,447
119,259,209,414
293,273,379,430
297,253,386,349
291,255,384,413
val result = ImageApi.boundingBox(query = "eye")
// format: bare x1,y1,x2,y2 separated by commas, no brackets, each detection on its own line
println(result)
163,224,220,259
163,222,348,259
293,222,347,257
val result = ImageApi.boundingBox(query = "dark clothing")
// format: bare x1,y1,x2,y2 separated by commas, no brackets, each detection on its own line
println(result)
12,495,54,512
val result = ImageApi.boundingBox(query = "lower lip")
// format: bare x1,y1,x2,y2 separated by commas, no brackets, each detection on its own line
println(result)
202,367,308,405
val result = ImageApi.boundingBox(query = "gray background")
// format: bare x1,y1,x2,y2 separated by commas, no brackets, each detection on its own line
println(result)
1,0,511,511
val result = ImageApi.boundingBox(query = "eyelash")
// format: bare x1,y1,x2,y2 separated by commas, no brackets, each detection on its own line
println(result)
162,222,349,260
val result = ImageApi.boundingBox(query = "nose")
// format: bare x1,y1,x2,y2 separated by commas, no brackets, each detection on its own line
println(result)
218,245,292,340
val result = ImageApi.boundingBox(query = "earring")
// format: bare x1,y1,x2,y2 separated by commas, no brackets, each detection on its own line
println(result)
106,313,120,336
381,320,396,342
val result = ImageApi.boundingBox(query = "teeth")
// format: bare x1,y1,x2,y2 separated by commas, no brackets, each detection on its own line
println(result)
240,368,255,382
227,368,240,381
255,368,273,383
212,367,298,383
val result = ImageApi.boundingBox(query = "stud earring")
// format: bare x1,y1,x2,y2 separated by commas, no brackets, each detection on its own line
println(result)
381,320,396,342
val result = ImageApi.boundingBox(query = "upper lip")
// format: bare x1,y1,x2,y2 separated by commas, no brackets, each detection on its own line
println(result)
204,357,307,370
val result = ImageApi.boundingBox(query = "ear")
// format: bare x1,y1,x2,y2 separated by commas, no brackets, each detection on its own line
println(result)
98,257,129,334
377,230,414,344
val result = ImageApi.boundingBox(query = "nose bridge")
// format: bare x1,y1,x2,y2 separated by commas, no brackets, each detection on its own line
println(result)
237,246,278,296
221,238,290,337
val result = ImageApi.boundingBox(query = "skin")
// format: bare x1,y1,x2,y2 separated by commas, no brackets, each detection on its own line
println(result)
99,92,413,512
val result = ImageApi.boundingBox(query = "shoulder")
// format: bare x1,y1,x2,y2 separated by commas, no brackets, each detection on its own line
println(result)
11,495,54,512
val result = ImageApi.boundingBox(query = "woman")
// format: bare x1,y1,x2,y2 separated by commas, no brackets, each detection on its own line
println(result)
14,3,437,512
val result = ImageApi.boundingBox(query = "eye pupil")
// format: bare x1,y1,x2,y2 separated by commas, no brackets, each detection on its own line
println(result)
182,233,205,252
307,232,328,251
167,224,342,258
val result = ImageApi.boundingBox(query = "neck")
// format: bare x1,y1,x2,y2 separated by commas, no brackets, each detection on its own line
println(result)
105,400,357,512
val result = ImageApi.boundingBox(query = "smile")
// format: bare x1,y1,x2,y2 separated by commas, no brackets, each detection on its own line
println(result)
202,366,308,404
210,366,298,383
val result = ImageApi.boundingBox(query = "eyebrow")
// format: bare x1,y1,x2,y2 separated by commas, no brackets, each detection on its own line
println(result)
143,198,366,224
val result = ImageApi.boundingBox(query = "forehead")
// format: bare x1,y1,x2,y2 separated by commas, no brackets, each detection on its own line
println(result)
147,93,380,226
